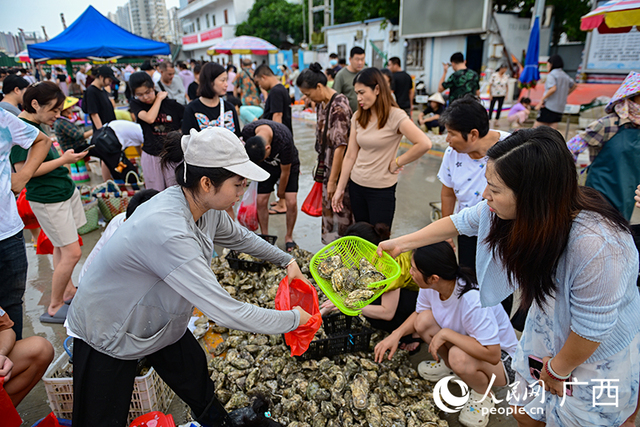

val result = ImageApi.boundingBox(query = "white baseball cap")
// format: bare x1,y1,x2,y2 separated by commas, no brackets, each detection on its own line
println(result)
181,127,270,182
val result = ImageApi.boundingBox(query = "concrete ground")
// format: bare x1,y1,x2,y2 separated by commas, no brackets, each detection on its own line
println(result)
15,113,640,426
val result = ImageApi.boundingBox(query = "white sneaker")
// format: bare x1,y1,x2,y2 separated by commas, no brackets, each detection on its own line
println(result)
458,389,494,427
417,359,454,381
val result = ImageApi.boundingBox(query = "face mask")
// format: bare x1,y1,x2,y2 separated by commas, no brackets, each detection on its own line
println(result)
329,59,338,66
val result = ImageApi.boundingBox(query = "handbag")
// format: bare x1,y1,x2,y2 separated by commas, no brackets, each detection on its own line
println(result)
312,93,338,183
77,199,100,235
91,180,131,222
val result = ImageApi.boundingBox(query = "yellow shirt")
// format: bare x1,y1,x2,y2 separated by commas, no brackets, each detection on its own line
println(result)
387,252,420,292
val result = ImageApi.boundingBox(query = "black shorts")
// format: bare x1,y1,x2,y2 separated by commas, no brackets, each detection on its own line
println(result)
537,107,563,124
257,162,300,194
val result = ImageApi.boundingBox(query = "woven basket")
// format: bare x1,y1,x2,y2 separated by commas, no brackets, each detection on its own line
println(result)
310,236,401,315
77,200,100,235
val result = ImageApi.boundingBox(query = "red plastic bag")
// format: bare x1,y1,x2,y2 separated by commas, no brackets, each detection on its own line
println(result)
0,377,22,427
129,411,175,427
16,189,40,229
37,231,83,255
301,181,323,217
237,181,259,231
275,276,322,356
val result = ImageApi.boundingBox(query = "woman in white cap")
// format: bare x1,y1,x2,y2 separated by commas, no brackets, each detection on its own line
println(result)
417,92,445,133
67,127,312,427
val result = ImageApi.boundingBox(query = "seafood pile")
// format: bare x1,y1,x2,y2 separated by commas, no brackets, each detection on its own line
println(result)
318,256,387,308
201,248,447,427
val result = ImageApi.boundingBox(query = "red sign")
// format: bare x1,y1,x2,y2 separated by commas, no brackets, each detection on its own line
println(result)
182,35,198,45
200,27,222,42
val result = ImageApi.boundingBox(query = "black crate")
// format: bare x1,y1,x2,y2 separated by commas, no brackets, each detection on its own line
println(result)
296,313,373,360
226,234,278,272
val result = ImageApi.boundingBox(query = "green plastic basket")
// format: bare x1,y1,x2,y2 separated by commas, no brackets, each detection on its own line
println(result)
310,236,401,316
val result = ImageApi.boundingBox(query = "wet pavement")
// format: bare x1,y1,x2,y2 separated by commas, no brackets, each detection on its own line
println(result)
15,115,640,426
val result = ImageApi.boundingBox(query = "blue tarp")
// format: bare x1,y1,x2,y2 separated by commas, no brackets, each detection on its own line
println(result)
28,6,170,60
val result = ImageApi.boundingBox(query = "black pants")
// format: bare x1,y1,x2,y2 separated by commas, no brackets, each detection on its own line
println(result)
365,288,419,334
489,96,505,120
348,180,396,228
72,331,230,427
458,234,513,319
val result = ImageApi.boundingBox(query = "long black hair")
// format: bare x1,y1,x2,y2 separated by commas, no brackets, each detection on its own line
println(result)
484,127,630,310
160,130,237,194
344,222,391,245
412,242,477,298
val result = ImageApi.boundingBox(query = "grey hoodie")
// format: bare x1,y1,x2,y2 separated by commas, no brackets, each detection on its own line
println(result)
68,186,299,360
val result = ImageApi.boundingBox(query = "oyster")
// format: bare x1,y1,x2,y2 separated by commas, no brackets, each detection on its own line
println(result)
355,270,387,288
350,374,369,410
359,257,377,275
330,267,359,293
344,289,375,308
317,255,343,279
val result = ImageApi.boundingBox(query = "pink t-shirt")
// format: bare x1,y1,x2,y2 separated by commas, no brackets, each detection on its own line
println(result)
350,107,409,188
508,102,527,117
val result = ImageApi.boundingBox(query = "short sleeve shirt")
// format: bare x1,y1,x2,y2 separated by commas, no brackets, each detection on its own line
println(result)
241,119,299,167
84,85,116,130
130,98,184,156
54,117,85,152
315,94,351,182
263,84,292,134
392,71,414,110
489,72,509,97
437,130,510,213
182,99,240,137
544,68,575,114
350,108,409,188
0,108,39,240
234,69,261,107
442,69,480,103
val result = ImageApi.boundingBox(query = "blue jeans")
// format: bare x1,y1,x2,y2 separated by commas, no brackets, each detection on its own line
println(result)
0,230,27,340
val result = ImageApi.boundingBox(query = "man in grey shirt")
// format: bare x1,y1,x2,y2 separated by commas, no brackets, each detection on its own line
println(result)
0,75,29,116
333,46,366,114
155,62,186,105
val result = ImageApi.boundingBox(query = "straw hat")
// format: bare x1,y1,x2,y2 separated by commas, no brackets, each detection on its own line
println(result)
62,97,79,111
428,92,445,105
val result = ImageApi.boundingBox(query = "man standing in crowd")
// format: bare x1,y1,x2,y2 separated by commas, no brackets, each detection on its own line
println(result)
234,58,262,108
155,62,186,105
243,119,300,252
438,52,480,104
388,57,414,116
333,46,366,113
328,53,341,73
253,64,292,134
0,75,29,116
85,65,117,130
75,66,87,92
141,60,155,78
178,62,194,92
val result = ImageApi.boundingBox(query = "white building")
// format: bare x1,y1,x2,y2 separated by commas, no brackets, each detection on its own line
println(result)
177,0,255,61
129,0,171,41
116,4,133,33
323,18,403,69
167,7,181,45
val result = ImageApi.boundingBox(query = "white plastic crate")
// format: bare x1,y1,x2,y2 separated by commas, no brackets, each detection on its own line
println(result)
43,353,175,423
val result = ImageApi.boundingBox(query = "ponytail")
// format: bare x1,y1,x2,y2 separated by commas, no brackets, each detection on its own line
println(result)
413,242,478,299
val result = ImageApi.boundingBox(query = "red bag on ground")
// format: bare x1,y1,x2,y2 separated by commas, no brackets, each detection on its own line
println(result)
36,231,83,255
16,189,40,229
0,377,22,427
275,276,322,356
301,181,323,217
237,181,259,231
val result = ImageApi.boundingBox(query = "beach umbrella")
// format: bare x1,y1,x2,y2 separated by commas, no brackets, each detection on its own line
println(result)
519,17,540,89
581,0,640,33
16,49,30,63
207,36,278,55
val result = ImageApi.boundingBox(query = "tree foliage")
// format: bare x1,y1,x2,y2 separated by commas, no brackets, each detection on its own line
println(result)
333,0,400,25
494,0,591,44
235,0,304,47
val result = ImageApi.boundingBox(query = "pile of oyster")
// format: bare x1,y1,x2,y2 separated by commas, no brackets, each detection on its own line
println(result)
318,256,387,308
201,248,447,426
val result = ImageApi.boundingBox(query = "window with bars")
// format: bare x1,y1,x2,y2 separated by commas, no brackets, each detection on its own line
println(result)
406,38,425,68
337,44,346,60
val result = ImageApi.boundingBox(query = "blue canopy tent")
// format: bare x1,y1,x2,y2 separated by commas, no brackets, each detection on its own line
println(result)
28,6,170,60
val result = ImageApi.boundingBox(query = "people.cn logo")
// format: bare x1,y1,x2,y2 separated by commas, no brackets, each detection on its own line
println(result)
433,375,470,413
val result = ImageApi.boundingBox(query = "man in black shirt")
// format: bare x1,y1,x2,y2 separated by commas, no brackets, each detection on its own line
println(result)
85,66,117,130
388,57,414,117
243,120,299,251
253,64,292,134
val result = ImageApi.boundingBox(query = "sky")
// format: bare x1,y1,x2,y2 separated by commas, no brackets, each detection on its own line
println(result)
0,0,180,39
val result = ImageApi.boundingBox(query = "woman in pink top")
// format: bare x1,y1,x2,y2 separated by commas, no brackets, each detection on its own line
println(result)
332,68,431,228
226,64,237,98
